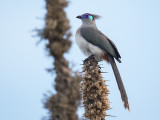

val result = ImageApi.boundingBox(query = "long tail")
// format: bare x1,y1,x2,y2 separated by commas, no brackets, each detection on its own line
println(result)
108,56,130,111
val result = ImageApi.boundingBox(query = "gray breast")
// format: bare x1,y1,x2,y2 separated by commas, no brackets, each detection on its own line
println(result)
75,31,104,61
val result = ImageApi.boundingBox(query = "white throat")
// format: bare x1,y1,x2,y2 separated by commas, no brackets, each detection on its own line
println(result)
81,19,97,28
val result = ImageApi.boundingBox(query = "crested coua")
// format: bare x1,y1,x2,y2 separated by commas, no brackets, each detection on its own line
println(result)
76,13,130,111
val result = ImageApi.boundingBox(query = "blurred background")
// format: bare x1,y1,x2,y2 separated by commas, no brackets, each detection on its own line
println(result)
1,0,160,120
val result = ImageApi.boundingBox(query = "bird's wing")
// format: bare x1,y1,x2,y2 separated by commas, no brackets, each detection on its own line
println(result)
80,27,121,59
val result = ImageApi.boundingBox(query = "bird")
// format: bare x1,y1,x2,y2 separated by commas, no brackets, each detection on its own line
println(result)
75,13,130,111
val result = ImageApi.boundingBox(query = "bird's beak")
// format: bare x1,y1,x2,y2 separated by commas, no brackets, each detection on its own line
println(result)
76,15,82,19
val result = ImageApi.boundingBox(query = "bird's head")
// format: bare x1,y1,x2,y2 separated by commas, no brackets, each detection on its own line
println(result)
76,13,100,23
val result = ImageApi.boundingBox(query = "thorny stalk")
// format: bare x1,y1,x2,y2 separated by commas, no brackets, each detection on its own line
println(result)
81,56,110,120
39,0,81,120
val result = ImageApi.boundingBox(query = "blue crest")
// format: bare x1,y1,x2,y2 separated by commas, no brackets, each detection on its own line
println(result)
82,14,93,20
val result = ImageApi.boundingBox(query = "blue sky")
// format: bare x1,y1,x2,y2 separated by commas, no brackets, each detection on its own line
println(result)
0,0,160,120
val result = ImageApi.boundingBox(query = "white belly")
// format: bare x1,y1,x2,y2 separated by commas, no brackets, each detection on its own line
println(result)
75,32,104,61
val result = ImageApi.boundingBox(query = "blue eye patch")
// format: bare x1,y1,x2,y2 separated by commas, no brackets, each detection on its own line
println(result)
88,15,93,20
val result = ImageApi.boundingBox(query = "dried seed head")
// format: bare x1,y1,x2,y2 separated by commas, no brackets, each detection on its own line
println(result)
41,0,81,119
81,55,110,119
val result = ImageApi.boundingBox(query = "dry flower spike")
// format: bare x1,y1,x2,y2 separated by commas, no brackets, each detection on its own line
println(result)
40,0,81,120
81,55,110,120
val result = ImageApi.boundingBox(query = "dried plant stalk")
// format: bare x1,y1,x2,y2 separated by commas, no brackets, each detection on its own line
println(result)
81,56,110,120
39,0,81,120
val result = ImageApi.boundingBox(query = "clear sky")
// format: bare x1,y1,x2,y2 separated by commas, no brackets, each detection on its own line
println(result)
0,0,160,120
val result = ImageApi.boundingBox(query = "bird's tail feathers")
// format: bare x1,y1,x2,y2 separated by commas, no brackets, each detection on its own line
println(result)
108,56,130,111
